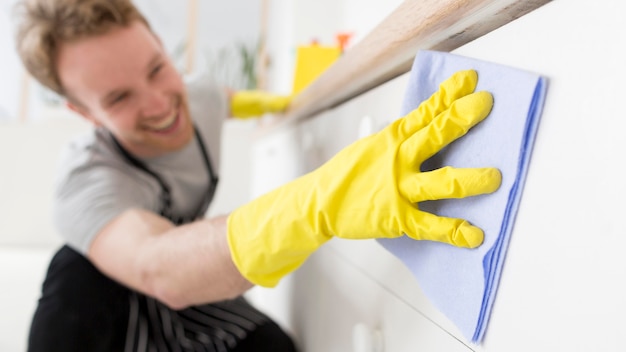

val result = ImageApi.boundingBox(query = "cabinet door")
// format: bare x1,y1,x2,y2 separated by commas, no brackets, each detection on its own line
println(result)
452,0,625,350
291,243,473,352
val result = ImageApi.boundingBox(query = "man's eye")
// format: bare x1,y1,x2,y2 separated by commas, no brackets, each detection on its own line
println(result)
150,64,163,78
111,93,128,105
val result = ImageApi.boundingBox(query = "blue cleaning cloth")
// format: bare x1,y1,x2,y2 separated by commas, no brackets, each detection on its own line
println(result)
378,50,547,343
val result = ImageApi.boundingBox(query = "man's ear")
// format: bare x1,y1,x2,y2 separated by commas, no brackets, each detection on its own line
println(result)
66,101,102,127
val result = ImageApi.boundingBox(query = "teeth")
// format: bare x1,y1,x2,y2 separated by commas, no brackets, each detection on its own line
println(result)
147,111,177,131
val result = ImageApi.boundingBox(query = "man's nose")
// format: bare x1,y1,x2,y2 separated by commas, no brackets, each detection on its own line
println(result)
141,90,170,117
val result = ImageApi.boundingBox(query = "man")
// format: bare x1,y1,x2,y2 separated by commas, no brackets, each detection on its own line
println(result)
16,0,502,351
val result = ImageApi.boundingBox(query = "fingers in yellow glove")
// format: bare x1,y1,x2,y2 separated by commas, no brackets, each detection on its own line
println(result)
393,85,499,247
399,167,502,203
398,69,479,136
400,90,493,162
402,210,485,248
398,166,502,247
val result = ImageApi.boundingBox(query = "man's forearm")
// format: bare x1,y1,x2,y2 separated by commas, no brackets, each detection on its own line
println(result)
89,209,252,310
136,214,253,309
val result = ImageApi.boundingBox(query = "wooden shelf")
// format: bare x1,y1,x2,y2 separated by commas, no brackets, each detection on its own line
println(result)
258,0,550,135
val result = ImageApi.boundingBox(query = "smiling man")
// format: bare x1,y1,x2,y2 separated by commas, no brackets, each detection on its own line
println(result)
16,0,501,351
60,21,195,157
18,1,295,351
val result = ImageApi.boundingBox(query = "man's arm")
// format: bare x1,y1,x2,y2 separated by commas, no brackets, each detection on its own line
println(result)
88,208,252,310
89,70,500,308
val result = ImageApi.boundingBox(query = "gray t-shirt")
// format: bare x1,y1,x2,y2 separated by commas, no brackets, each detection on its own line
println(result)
53,75,228,254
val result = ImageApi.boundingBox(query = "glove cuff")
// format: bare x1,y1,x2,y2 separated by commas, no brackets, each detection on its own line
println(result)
226,180,330,287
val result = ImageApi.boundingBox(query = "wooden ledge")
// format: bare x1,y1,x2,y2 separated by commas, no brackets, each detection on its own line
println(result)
256,0,550,136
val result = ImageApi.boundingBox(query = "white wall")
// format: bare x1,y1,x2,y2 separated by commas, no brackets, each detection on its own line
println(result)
265,0,403,93
0,0,24,121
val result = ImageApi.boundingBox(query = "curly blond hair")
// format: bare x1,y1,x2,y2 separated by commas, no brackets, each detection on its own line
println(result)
15,0,150,96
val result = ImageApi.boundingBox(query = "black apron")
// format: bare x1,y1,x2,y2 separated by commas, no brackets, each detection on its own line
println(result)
27,127,297,352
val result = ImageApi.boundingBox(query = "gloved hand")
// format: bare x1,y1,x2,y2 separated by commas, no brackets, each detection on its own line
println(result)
230,90,292,118
227,70,502,287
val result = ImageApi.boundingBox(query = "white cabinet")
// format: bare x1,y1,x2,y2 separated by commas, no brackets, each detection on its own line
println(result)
251,0,626,350
292,242,472,352
457,0,626,350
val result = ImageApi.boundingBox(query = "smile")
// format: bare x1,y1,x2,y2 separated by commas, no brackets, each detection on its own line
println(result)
143,109,181,133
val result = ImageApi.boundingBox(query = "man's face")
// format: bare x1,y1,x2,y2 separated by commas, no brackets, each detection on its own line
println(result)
57,21,194,158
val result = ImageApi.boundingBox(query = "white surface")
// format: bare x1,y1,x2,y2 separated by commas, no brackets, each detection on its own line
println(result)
252,0,626,350
0,115,88,247
0,246,57,352
0,0,22,121
456,0,625,349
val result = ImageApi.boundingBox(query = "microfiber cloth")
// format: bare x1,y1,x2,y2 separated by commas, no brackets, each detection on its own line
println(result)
378,50,547,343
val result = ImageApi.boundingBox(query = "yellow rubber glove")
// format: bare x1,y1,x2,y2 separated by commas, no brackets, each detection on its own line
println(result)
227,70,502,287
230,90,292,118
